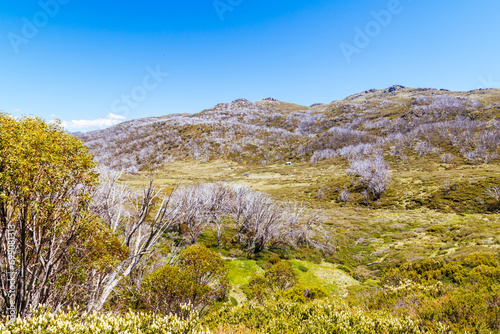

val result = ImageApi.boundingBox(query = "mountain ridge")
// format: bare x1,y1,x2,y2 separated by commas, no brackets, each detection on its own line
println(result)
78,85,500,173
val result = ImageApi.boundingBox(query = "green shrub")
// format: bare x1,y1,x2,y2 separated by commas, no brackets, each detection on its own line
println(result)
141,244,229,317
305,287,328,300
388,252,500,285
203,298,426,333
269,253,281,264
337,264,352,273
427,225,446,233
276,285,327,303
265,261,298,291
353,266,376,282
256,259,272,270
417,284,500,333
244,261,299,303
229,248,244,258
244,274,271,303
461,252,499,268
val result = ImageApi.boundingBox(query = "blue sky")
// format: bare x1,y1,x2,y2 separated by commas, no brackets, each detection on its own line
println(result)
1,0,499,131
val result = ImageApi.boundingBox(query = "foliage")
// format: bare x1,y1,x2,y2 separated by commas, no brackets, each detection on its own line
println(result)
361,279,500,333
244,274,271,304
228,248,244,258
0,306,208,334
359,252,500,332
203,298,433,333
383,252,500,285
0,298,453,334
243,260,300,304
268,253,281,264
0,115,124,317
141,244,228,317
265,261,298,291
297,265,308,272
417,284,500,332
277,285,327,303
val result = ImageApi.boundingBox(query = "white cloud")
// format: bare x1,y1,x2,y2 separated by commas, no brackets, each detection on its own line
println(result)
61,113,126,130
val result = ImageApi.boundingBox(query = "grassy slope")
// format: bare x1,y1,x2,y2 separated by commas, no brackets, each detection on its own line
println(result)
224,258,358,303
122,152,499,301
117,87,500,301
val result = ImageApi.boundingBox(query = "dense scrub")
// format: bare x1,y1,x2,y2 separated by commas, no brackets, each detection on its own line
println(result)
2,87,500,332
0,299,444,334
356,252,500,333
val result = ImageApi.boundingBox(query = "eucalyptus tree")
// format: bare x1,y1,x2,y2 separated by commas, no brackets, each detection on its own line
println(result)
0,115,117,317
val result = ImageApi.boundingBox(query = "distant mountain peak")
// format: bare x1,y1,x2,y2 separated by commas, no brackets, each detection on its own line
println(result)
231,98,252,104
231,98,255,108
78,86,500,173
384,85,406,93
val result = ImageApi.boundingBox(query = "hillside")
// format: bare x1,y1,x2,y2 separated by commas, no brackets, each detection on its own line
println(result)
78,85,500,173
79,85,500,276
74,86,500,332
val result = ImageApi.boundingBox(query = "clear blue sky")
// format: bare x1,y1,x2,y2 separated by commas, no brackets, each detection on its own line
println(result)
1,0,499,131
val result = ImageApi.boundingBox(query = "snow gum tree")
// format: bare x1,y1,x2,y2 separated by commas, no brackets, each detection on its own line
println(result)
0,115,124,317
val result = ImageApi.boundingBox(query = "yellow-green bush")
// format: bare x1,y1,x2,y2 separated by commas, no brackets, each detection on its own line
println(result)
277,285,328,303
0,307,209,334
203,298,439,333
362,253,500,333
2,298,450,334
384,252,500,285
141,244,229,317
265,261,297,291
416,284,500,333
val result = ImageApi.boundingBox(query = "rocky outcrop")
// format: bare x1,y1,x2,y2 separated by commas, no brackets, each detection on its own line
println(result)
384,85,406,94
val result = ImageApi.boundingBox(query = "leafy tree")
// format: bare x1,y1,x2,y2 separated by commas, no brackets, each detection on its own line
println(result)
244,261,298,303
265,261,298,291
177,244,228,289
244,274,271,304
0,115,124,317
141,265,196,317
141,244,228,317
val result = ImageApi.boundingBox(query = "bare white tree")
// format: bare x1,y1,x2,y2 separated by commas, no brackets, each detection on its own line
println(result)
486,186,500,203
347,155,391,200
172,183,231,245
440,153,454,163
339,187,350,204
414,141,433,157
87,171,179,312
284,201,324,249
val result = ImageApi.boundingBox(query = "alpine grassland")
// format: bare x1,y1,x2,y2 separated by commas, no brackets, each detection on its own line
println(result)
2,86,500,333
